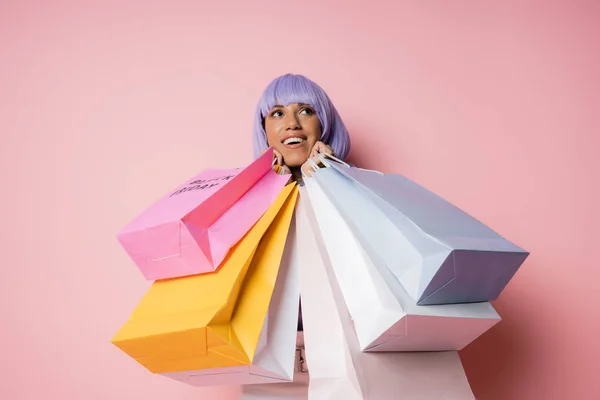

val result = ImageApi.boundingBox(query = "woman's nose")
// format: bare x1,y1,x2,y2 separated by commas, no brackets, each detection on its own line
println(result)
285,113,301,130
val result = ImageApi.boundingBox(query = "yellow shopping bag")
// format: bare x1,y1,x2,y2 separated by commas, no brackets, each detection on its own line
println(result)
111,183,298,373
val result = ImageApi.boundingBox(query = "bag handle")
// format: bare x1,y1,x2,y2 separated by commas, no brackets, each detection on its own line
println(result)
272,158,292,176
319,153,386,176
308,157,320,171
304,152,351,178
317,153,350,168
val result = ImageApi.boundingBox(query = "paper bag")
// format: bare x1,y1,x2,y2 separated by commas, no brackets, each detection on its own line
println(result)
159,212,301,386
296,191,476,399
117,148,291,280
111,183,298,373
312,160,529,305
304,179,500,352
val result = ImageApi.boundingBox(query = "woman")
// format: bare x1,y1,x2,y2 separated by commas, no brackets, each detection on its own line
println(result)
239,74,352,399
253,73,351,182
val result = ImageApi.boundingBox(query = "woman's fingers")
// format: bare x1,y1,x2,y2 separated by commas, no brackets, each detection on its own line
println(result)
273,149,284,166
310,141,333,159
301,155,322,178
277,164,292,183
272,149,285,173
301,162,314,178
280,165,291,175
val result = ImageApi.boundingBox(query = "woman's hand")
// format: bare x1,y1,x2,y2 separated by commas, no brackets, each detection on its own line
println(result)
310,141,334,159
271,149,290,173
272,148,293,179
272,148,284,170
301,141,333,178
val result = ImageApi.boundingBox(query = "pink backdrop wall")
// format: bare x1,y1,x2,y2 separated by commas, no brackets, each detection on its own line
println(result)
1,1,598,399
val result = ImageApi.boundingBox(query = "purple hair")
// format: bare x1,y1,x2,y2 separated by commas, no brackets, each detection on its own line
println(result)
252,74,351,160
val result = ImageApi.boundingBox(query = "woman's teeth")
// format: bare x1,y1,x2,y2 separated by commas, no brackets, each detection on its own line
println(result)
284,138,305,145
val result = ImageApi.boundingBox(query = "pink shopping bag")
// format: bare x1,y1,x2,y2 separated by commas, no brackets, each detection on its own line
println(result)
117,148,290,280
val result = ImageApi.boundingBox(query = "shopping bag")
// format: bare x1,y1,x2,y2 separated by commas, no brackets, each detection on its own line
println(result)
159,212,301,386
304,179,500,352
117,147,291,280
310,155,529,305
111,183,298,374
296,191,476,399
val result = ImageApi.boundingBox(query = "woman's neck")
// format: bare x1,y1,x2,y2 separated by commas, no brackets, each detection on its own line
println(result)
290,167,304,184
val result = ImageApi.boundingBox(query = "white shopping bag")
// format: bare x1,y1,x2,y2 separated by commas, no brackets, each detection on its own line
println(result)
159,215,301,387
296,191,476,400
304,178,501,352
310,155,528,305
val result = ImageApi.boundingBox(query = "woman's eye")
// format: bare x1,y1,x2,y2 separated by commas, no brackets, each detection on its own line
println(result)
271,110,283,117
300,108,314,115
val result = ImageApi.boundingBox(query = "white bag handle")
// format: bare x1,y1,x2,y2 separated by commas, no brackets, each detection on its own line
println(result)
272,157,291,175
318,152,351,168
303,152,352,178
308,157,320,171
320,153,385,176
300,157,323,179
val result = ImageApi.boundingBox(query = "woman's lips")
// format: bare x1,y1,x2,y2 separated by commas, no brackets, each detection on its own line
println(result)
283,142,306,150
282,135,307,149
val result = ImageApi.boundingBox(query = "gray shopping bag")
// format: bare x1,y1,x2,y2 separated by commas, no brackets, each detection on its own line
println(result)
311,158,528,305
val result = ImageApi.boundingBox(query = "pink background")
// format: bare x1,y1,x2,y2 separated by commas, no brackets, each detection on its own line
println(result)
1,1,598,399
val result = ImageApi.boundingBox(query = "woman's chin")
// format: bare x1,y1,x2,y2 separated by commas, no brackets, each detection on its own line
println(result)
282,153,309,168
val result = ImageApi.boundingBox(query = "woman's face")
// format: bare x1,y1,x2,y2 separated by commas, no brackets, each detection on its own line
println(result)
264,102,322,168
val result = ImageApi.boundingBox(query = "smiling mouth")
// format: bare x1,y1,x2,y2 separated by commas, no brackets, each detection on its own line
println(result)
283,137,306,145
